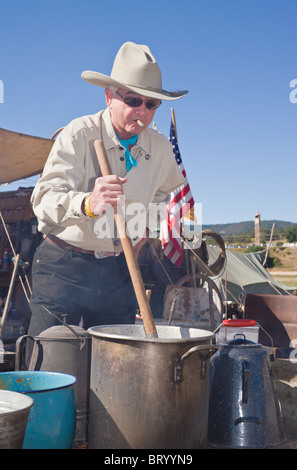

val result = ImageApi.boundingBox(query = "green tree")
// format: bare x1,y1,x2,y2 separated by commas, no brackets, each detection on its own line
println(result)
285,225,297,244
260,228,270,244
245,245,265,253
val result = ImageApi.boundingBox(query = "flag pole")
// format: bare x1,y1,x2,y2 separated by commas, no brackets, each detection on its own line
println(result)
171,107,184,249
171,108,177,139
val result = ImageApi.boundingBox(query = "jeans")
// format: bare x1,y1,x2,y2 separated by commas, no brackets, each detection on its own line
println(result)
26,239,137,364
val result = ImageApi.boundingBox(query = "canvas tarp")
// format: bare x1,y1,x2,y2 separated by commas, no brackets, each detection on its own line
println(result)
0,128,54,184
206,247,296,304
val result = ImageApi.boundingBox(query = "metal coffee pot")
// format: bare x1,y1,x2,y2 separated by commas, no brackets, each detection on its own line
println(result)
207,338,285,449
16,315,91,447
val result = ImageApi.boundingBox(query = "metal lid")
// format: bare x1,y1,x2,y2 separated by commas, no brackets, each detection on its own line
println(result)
35,324,91,342
221,338,262,349
35,310,91,342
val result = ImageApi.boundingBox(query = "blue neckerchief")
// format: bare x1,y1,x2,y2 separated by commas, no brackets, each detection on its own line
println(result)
116,133,138,172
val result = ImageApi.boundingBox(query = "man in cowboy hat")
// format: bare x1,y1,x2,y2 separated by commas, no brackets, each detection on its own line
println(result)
26,42,188,358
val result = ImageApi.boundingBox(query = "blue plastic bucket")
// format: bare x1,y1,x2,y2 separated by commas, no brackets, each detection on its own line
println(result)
0,371,76,449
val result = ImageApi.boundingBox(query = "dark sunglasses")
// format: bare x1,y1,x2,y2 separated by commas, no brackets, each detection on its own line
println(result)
116,91,161,110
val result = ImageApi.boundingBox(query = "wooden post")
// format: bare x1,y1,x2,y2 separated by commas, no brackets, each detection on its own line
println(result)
0,254,20,340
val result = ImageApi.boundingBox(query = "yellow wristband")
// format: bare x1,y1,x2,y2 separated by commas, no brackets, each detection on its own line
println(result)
84,195,98,218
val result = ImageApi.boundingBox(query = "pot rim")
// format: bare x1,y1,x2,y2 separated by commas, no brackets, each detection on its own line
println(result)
0,389,34,416
88,324,215,343
0,371,77,394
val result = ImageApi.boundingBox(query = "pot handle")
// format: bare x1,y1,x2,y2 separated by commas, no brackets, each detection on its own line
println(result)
15,335,34,371
174,344,219,382
242,360,251,404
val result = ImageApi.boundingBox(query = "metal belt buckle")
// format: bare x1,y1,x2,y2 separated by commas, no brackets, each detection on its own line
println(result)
94,251,106,259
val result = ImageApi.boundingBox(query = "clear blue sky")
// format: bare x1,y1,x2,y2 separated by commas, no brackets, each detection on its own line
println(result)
1,0,296,225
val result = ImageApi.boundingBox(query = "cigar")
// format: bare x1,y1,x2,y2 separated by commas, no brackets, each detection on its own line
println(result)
137,119,144,128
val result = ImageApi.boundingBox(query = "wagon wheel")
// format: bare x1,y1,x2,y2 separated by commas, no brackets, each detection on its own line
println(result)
175,273,224,317
192,230,226,277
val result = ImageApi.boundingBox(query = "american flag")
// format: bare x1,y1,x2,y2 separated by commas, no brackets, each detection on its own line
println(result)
161,113,195,266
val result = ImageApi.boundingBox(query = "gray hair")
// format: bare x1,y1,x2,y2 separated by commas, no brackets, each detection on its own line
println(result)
106,86,118,96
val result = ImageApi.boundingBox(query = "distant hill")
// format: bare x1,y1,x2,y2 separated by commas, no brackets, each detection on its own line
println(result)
202,220,295,236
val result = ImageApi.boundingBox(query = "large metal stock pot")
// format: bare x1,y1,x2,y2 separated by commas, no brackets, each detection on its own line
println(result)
88,324,217,449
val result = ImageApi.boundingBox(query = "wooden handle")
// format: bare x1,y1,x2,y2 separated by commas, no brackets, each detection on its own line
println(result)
0,254,20,340
94,140,157,338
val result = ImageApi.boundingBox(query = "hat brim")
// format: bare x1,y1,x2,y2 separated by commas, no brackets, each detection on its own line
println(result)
81,71,188,101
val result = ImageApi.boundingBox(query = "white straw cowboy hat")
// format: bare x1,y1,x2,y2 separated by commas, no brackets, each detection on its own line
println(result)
81,42,188,101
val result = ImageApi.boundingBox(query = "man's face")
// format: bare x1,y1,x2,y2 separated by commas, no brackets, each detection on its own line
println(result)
105,87,158,140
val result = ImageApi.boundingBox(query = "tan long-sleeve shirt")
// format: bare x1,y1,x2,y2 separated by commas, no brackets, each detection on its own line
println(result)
31,108,185,253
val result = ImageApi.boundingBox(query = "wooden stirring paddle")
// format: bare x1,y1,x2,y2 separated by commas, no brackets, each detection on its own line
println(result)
94,140,158,338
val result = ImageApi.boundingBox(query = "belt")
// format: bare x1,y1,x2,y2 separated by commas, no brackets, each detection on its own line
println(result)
45,234,121,259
